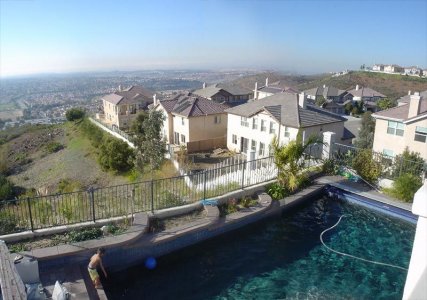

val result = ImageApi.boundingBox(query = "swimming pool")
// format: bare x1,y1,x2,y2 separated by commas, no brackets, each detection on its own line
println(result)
105,191,416,299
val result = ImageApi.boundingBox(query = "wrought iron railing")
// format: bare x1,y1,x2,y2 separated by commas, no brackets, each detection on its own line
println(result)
0,156,277,235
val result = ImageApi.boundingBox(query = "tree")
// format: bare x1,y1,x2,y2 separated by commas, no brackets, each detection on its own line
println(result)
344,102,353,115
272,133,323,192
315,95,327,107
65,108,85,121
131,111,166,176
98,137,135,172
377,98,396,111
354,112,375,148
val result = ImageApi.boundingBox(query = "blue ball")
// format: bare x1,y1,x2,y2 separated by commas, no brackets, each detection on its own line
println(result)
145,257,157,269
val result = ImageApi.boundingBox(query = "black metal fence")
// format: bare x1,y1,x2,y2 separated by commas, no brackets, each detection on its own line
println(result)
0,156,277,235
332,143,426,180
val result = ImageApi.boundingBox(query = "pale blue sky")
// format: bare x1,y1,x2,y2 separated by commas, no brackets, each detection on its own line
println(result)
1,0,426,77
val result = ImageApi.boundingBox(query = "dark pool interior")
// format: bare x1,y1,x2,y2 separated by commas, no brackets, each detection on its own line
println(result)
104,193,415,300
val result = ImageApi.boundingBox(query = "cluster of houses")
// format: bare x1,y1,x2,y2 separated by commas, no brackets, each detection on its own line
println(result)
372,64,427,77
97,79,426,161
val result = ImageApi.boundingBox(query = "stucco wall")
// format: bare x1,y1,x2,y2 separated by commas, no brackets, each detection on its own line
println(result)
373,118,427,160
172,114,190,144
188,113,227,141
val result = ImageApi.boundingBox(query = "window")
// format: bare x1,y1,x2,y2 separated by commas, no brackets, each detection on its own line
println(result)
241,137,249,153
383,149,394,157
252,118,258,130
232,134,237,144
251,140,257,151
174,132,180,144
181,117,185,125
284,127,290,138
261,120,266,132
259,142,265,156
387,121,404,136
414,126,427,143
241,117,249,127
214,115,221,124
181,134,186,144
269,121,276,134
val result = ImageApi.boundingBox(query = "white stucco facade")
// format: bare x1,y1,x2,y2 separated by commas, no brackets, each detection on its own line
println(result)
226,111,344,159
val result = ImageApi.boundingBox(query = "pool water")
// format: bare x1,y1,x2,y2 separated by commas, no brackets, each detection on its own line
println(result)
105,195,415,300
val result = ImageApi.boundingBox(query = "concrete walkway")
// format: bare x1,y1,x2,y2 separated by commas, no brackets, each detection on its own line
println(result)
40,264,107,300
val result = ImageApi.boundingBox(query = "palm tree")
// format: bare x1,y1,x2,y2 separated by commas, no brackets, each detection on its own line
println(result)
271,133,323,191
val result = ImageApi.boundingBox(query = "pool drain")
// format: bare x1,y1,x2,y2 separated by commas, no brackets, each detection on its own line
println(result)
320,215,408,271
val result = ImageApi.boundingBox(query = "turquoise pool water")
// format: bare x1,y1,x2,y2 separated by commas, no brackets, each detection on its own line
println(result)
105,195,415,299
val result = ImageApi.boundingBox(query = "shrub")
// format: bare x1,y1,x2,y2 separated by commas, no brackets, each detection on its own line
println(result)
393,148,425,178
158,191,183,209
68,227,102,242
266,182,288,200
240,196,258,208
45,141,64,153
0,174,14,201
98,137,135,173
65,108,85,122
0,211,18,235
351,149,382,183
322,159,340,175
384,173,422,202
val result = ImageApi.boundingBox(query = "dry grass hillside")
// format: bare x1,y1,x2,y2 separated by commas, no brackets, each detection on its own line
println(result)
226,72,324,91
1,122,178,197
228,71,427,100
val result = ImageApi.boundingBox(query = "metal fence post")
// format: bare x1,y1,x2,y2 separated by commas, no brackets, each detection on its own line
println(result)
151,180,154,213
241,162,245,189
203,171,207,200
89,187,96,222
26,197,34,232
131,187,135,225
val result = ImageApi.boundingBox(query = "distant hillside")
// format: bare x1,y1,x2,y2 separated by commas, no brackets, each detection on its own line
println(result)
226,72,325,91
297,71,427,100
226,71,427,101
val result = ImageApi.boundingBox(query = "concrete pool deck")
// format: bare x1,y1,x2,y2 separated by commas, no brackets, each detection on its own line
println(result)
2,175,413,299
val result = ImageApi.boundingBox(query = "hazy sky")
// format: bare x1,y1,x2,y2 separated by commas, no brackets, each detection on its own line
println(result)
1,0,426,77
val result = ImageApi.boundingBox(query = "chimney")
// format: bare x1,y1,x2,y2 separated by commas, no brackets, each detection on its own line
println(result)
202,82,206,89
356,84,359,91
265,77,269,87
298,92,307,109
408,90,411,95
153,94,157,106
254,82,258,100
408,92,421,118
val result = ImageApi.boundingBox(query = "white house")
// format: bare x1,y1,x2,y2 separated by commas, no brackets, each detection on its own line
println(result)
225,92,346,159
253,78,298,100
404,66,422,76
372,64,385,72
384,64,404,74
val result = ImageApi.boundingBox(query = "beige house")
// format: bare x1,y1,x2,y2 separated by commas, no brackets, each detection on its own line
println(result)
101,86,154,130
372,91,427,160
192,83,252,105
154,93,229,152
